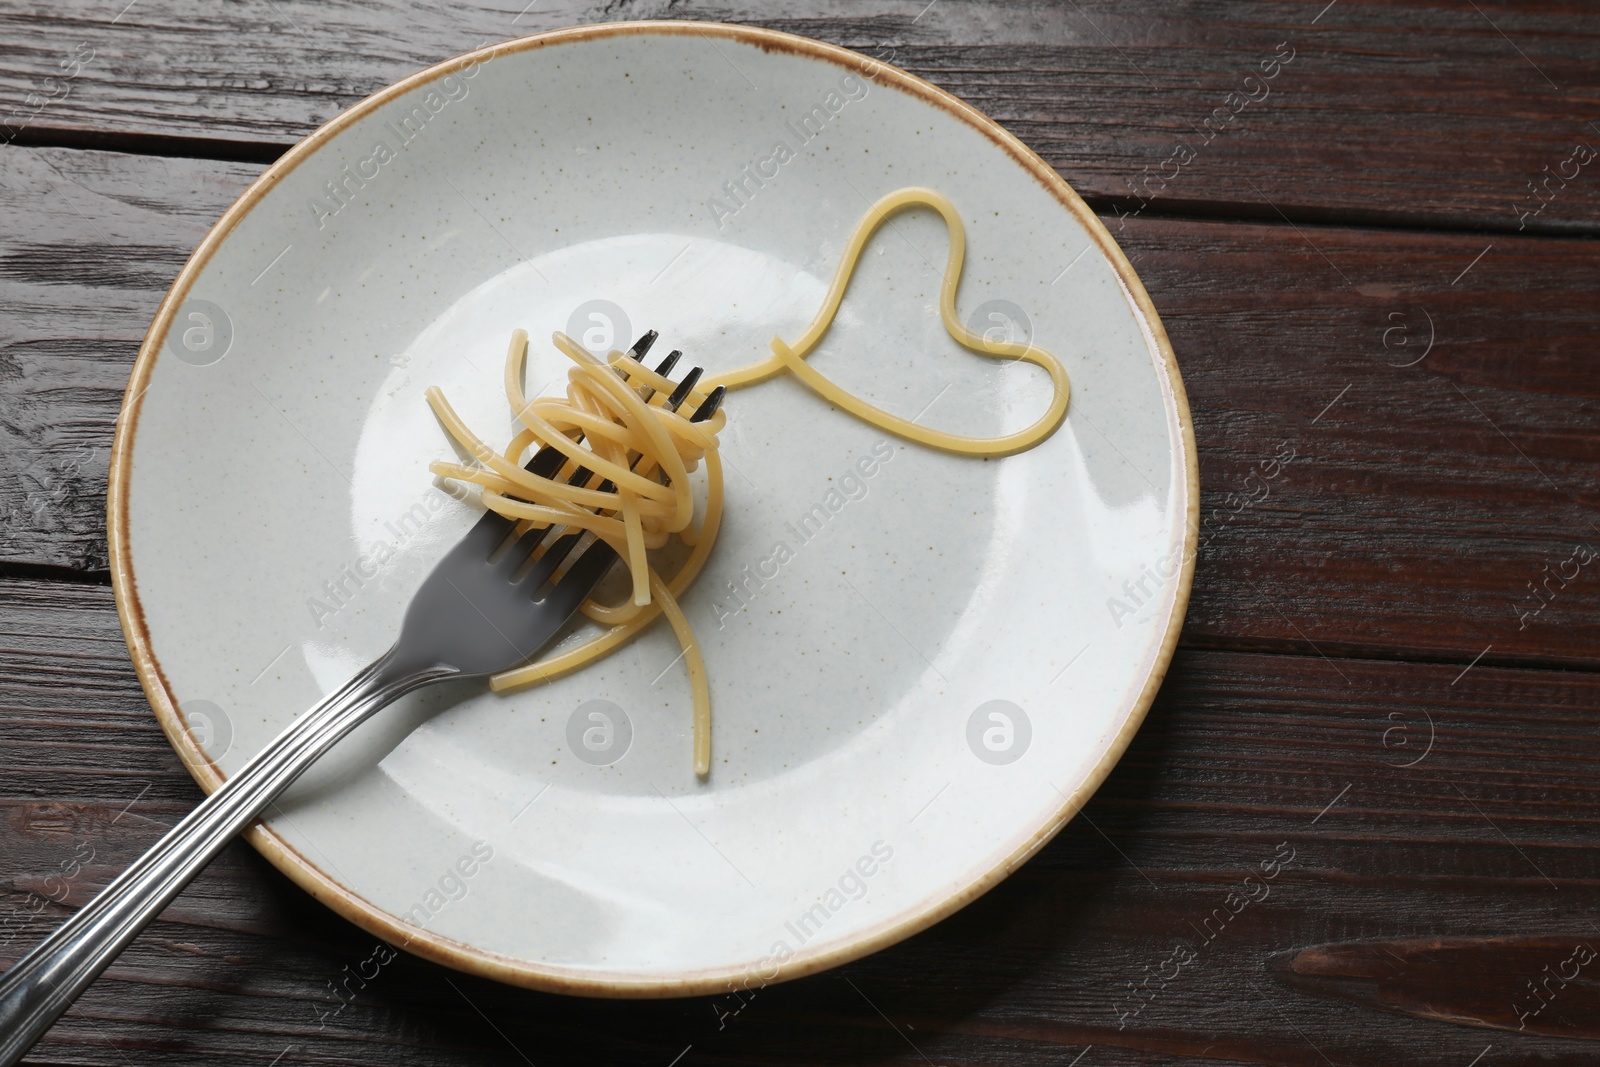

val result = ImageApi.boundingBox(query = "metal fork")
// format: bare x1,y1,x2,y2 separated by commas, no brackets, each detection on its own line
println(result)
0,332,723,1065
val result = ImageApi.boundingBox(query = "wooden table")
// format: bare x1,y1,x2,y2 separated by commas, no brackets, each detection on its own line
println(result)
3,2,1597,1064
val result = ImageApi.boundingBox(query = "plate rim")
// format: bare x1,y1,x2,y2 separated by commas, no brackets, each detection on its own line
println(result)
107,18,1199,997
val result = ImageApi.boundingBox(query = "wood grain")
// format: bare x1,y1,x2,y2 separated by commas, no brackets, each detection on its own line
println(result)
1134,213,1600,669
0,1,1596,233
3,576,1597,1065
0,146,262,575
3,2,1597,1060
3,144,1597,668
1275,936,1600,1039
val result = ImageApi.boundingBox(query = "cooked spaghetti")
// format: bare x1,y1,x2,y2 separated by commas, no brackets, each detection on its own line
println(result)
428,186,1071,777
425,332,725,774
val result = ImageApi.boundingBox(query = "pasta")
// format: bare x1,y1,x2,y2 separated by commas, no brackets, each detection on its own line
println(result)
428,185,1070,776
706,186,1070,455
426,332,725,774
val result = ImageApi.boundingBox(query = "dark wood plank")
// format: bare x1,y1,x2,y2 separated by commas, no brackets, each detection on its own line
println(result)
1274,935,1600,1039
0,146,263,574
1,1,1598,232
3,144,1597,667
3,576,1597,1065
1133,213,1600,670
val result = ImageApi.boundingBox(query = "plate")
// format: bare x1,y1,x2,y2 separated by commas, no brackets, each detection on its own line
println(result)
110,21,1196,996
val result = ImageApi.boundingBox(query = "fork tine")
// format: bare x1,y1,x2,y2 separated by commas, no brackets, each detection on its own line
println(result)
526,441,568,478
494,456,600,573
492,526,548,578
628,329,659,361
665,367,703,412
455,422,580,554
617,347,682,407
518,529,585,590
689,385,726,422
530,363,719,597
541,539,620,615
457,506,518,558
499,350,718,605
629,348,682,405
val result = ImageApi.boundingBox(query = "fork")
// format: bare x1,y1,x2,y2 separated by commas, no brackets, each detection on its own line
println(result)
0,332,723,1065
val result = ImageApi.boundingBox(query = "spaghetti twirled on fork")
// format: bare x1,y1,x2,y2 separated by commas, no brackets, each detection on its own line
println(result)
426,331,726,774
427,186,1072,777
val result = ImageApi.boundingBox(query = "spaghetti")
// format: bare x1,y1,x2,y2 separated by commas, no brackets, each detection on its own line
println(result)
428,186,1071,776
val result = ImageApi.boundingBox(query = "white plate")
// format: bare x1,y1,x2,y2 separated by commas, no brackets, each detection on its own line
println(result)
110,21,1195,996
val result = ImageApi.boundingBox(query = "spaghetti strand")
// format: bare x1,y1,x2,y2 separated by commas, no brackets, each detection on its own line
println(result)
707,186,1070,457
428,186,1070,777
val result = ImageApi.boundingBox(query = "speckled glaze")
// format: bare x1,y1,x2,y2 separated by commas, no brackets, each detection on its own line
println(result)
109,22,1196,996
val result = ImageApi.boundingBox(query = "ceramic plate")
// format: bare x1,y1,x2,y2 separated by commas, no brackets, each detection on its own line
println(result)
110,21,1195,996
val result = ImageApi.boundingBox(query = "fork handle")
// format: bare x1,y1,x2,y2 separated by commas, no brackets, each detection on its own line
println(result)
0,648,455,1066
